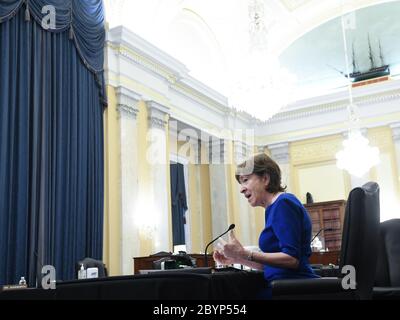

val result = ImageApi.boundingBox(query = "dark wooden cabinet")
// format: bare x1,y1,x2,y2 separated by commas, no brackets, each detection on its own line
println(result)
133,254,215,274
305,200,346,252
310,251,340,265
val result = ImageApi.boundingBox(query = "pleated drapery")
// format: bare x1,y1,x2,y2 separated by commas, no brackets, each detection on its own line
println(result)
170,163,188,246
0,0,106,286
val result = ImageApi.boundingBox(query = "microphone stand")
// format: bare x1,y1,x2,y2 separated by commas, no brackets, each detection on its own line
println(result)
311,228,334,243
204,224,235,267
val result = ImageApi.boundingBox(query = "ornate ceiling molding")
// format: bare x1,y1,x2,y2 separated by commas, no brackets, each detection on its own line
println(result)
267,88,400,124
170,82,228,115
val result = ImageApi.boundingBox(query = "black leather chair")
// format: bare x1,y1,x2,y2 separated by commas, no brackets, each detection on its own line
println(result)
270,182,380,300
373,219,400,299
75,257,108,279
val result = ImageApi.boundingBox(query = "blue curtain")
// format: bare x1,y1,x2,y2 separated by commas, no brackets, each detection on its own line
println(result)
170,163,188,246
0,0,106,286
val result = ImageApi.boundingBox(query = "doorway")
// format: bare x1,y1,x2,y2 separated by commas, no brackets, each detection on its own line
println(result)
170,155,191,252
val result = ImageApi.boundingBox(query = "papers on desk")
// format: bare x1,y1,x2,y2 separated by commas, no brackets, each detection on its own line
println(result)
139,267,212,275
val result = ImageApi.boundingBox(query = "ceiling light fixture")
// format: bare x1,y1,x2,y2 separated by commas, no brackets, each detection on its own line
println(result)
228,0,296,122
335,10,380,177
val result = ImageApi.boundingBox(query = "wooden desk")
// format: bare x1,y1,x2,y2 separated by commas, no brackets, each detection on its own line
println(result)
310,251,340,265
133,251,340,274
133,254,215,274
1,270,264,300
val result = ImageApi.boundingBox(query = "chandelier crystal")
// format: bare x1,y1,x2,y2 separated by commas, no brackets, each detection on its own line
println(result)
336,128,380,178
229,0,296,121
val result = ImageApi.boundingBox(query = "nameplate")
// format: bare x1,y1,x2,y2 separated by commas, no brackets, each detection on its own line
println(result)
1,284,28,291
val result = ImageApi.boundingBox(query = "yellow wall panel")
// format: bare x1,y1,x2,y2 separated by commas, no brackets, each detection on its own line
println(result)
296,161,347,203
290,135,351,204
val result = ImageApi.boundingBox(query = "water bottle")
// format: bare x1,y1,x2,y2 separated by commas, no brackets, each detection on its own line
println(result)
78,264,87,279
19,276,27,286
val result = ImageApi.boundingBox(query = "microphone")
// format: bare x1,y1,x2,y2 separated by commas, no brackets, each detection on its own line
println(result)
311,228,334,243
204,224,235,267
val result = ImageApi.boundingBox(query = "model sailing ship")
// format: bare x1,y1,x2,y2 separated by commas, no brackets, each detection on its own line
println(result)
348,36,390,82
332,35,390,82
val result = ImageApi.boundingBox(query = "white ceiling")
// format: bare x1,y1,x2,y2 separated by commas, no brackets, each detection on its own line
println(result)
104,0,399,111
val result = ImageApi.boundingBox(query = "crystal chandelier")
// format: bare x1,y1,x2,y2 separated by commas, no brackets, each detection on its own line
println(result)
335,13,380,177
336,125,380,177
229,0,296,121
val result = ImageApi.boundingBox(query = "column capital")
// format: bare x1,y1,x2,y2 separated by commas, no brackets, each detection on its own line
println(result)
146,101,170,130
267,142,290,164
390,122,400,142
116,86,141,119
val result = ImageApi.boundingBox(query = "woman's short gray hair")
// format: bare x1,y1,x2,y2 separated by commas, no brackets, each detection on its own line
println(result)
235,153,286,193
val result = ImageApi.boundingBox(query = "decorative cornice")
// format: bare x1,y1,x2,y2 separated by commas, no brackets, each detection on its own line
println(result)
224,107,261,127
114,44,177,82
106,27,234,120
267,89,400,124
109,44,233,118
110,27,188,70
170,82,229,116
107,39,245,129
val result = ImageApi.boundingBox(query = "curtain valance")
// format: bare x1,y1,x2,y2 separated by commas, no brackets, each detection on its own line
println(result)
0,0,106,105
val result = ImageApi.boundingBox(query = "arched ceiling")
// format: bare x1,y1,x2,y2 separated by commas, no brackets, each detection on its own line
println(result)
279,0,400,100
104,0,399,104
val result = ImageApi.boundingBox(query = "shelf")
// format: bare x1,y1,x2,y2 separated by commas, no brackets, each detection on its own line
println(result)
305,200,346,252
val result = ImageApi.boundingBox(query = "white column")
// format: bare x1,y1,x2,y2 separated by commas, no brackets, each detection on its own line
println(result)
208,139,230,238
116,86,141,275
147,101,170,253
267,143,291,192
234,141,253,245
391,123,400,180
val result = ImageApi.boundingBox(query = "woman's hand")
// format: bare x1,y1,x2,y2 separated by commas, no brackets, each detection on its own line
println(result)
213,250,235,266
213,231,264,271
220,231,247,261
